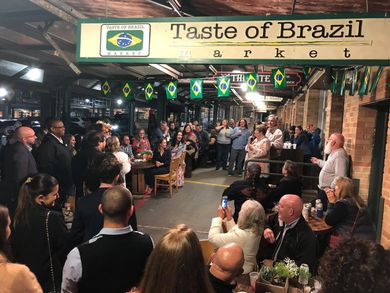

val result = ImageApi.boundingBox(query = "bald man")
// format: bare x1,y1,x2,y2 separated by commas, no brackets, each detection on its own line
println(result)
0,126,37,216
261,194,317,273
311,132,349,210
62,186,153,293
209,243,244,293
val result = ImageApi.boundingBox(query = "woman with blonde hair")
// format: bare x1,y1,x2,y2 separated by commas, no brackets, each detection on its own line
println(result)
325,176,376,246
138,224,214,293
208,200,265,273
106,135,131,186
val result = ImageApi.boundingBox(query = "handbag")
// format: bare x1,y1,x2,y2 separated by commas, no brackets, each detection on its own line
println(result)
45,211,57,293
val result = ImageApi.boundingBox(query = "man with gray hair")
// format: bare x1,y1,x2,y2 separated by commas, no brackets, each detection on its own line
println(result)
311,132,349,210
208,243,244,293
261,194,317,273
62,186,153,292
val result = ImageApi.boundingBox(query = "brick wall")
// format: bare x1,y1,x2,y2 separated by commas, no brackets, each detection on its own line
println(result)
324,91,344,144
381,112,390,248
303,89,320,128
293,99,304,126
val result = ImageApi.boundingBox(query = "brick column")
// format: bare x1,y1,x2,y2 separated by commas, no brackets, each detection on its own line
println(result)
292,97,304,126
342,92,376,201
323,91,344,142
381,113,390,248
303,89,320,129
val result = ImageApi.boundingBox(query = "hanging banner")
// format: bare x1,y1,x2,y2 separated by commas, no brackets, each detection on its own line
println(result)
122,81,134,99
271,68,286,89
218,71,302,87
144,82,154,100
78,14,390,65
244,73,258,92
190,79,203,99
339,70,347,95
165,81,177,100
358,66,371,96
101,80,111,95
349,68,358,95
331,70,339,93
216,76,231,97
369,66,383,93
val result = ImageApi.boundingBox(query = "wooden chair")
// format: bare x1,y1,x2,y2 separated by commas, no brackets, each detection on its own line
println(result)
199,239,216,265
154,157,181,197
179,151,186,187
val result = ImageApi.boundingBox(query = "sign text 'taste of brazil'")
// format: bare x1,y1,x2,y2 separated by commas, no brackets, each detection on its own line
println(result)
77,14,389,64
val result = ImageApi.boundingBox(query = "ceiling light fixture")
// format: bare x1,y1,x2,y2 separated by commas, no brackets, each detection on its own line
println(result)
0,87,8,98
116,99,123,105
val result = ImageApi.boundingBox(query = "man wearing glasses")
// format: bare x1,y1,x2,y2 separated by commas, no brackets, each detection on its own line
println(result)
36,118,74,207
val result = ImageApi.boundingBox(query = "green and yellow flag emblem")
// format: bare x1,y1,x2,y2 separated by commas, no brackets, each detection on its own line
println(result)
349,69,358,96
244,73,258,92
369,66,383,93
358,67,371,96
101,80,111,95
217,76,230,97
331,70,339,93
165,81,177,100
106,31,143,51
190,79,203,99
145,83,154,101
272,68,286,89
122,81,134,100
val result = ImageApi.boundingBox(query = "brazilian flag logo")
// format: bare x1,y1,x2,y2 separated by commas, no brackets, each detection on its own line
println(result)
166,81,177,100
106,31,143,51
101,80,111,95
122,81,134,99
190,79,203,99
244,73,258,92
145,83,154,101
217,76,230,97
272,68,286,89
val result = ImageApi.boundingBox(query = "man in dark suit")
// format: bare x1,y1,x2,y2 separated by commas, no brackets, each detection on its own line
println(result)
35,118,73,206
0,126,38,216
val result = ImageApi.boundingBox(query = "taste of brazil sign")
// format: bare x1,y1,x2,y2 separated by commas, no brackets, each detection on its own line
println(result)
77,13,389,65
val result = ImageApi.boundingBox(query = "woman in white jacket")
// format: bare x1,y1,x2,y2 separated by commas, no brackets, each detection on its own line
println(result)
106,136,131,187
208,200,265,274
245,124,271,177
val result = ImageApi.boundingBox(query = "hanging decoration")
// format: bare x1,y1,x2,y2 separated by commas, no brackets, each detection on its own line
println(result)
122,81,134,99
271,68,286,89
165,81,177,100
144,82,154,101
216,76,231,97
331,70,339,93
101,80,111,95
349,68,358,96
244,73,258,92
358,67,371,96
190,79,203,99
369,66,383,93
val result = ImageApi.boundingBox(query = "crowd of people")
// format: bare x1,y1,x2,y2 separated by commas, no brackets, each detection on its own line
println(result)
0,113,387,292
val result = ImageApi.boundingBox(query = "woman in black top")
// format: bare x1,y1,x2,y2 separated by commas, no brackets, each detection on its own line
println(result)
325,177,375,241
11,174,68,292
268,160,302,206
144,138,172,196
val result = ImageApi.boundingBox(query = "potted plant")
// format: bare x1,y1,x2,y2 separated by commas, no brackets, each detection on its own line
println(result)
257,258,304,293
140,150,153,160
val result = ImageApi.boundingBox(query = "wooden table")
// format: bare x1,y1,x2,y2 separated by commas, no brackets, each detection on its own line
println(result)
307,212,333,234
131,160,155,194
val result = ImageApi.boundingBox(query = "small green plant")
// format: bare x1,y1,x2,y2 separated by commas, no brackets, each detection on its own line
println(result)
259,258,307,286
259,265,276,283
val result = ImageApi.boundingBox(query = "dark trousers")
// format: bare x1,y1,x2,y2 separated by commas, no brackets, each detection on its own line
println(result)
185,153,195,178
228,148,246,175
216,143,230,169
145,167,169,187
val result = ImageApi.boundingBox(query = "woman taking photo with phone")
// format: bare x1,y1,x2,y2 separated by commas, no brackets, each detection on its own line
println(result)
12,174,68,292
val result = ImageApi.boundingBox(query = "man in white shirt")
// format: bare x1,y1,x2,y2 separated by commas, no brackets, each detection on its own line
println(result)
311,132,349,210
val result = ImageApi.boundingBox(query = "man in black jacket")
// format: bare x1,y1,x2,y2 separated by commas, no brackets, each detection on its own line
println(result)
0,126,38,216
69,153,138,248
260,194,317,273
35,118,73,206
62,186,153,292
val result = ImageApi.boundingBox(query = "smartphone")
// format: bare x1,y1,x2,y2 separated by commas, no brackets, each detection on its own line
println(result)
221,196,228,209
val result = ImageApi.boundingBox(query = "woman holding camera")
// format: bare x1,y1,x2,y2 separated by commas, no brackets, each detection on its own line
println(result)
208,200,265,274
